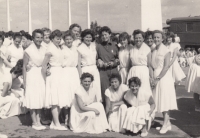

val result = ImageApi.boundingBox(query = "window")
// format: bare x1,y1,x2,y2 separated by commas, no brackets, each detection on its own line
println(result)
186,23,193,32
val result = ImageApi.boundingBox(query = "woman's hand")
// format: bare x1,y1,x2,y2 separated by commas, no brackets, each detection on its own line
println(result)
97,59,104,68
93,109,100,115
110,102,116,110
13,92,21,99
7,55,11,62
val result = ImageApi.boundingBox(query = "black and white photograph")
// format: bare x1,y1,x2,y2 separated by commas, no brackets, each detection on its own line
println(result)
0,0,200,137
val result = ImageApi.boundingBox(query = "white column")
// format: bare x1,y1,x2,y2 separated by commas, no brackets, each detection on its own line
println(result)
141,0,162,31
7,0,10,31
49,0,52,30
68,0,71,27
28,0,32,34
87,0,90,29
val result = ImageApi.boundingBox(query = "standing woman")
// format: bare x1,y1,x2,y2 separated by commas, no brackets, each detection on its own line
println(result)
150,30,177,134
77,29,102,102
144,31,156,51
23,29,46,130
165,32,186,85
6,33,23,67
61,30,80,124
118,32,132,84
69,24,82,47
42,30,67,130
127,30,152,95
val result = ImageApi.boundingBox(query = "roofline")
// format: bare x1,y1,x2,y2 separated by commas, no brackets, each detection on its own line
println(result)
166,16,200,24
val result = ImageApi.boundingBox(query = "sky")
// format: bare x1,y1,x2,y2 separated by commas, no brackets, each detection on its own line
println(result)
0,0,199,33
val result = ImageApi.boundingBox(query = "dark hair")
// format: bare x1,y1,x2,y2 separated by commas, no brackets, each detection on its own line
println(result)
109,73,122,84
81,29,95,42
41,27,51,34
8,31,14,37
50,29,62,40
99,26,112,35
80,73,94,82
13,32,22,40
166,31,175,42
20,30,26,36
119,32,130,44
69,23,82,32
32,29,44,39
10,59,23,76
144,31,154,40
153,30,165,39
128,77,141,87
133,29,145,39
198,48,200,53
63,30,74,40
22,32,32,41
0,34,4,42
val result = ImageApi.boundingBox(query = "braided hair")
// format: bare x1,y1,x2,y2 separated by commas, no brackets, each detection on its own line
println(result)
10,59,23,76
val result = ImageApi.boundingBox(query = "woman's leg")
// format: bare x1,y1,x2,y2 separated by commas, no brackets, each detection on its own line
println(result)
30,109,37,126
36,109,42,126
162,111,170,127
51,105,61,126
63,108,70,125
194,93,200,108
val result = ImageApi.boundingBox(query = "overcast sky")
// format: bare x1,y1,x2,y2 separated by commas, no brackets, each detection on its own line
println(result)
0,0,199,33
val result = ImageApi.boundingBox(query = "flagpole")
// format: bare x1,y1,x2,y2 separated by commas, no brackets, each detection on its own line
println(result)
49,0,52,30
28,0,32,34
68,0,71,27
87,0,90,29
7,0,10,31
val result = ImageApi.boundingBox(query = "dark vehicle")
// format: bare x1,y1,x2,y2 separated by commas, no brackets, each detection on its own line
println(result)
166,16,200,49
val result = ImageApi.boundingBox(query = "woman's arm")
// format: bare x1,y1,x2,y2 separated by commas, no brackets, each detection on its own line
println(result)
153,52,171,86
76,94,99,115
77,52,82,78
41,53,51,81
148,96,156,115
169,48,178,67
1,82,10,97
105,96,111,115
23,52,29,89
147,52,154,79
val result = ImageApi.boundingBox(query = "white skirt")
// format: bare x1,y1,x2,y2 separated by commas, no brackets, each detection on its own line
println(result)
119,67,129,84
153,68,177,112
127,66,152,95
82,65,102,102
61,67,80,107
171,59,186,83
123,104,150,133
108,104,127,132
70,102,109,134
45,67,67,108
23,67,45,109
185,63,200,94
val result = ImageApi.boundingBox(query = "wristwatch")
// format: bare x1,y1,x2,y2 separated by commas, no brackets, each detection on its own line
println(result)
156,77,161,80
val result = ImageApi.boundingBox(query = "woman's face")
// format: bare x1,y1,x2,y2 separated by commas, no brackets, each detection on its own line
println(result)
167,37,172,44
72,27,80,39
129,82,140,94
81,77,92,89
14,37,22,47
33,33,43,47
120,39,128,47
83,34,92,46
64,36,73,48
52,36,61,46
134,34,144,48
44,31,51,44
101,31,110,42
153,33,163,46
21,36,27,45
145,35,154,47
110,78,120,90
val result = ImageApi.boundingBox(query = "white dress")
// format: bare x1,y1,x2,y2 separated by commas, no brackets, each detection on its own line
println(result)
70,85,109,134
185,56,200,94
77,42,101,102
123,88,151,133
0,73,26,119
45,43,66,108
105,84,128,132
127,42,152,95
5,44,23,67
23,43,46,109
118,45,132,84
0,46,7,83
61,45,80,107
151,44,177,112
166,43,186,83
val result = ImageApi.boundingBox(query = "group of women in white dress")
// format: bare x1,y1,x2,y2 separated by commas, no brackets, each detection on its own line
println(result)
1,23,199,137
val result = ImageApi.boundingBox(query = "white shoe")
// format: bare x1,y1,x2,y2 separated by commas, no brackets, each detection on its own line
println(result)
32,125,45,130
141,131,148,137
50,122,68,130
0,133,8,138
159,125,171,134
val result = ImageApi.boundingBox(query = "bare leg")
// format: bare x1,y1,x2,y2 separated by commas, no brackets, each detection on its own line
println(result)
36,109,42,126
30,109,37,126
194,93,200,108
162,111,170,128
63,108,70,125
51,105,61,126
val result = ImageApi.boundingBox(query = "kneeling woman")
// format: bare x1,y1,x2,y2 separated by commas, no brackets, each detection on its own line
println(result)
0,59,26,119
105,73,128,133
123,77,155,137
70,73,109,134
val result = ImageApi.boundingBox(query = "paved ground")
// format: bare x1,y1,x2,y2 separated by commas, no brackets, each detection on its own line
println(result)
0,67,200,138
